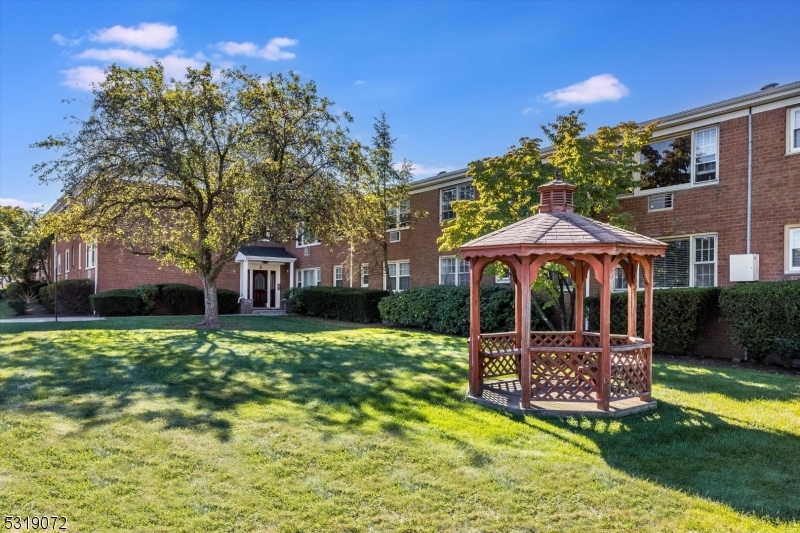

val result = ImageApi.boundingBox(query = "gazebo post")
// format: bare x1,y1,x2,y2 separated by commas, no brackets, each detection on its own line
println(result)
468,257,483,397
598,254,612,411
642,257,654,401
627,257,638,339
511,265,523,381
518,255,533,409
573,260,584,346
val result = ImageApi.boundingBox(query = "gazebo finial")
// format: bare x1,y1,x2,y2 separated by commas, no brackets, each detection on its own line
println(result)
538,172,576,213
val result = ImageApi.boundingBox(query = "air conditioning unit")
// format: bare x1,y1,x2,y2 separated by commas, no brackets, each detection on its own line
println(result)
730,254,759,282
648,193,673,211
389,231,401,243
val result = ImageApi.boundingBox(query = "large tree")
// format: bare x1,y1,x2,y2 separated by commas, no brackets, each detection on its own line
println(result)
34,63,360,326
0,206,51,285
438,110,656,328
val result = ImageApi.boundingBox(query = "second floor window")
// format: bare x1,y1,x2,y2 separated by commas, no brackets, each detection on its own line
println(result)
386,199,411,231
440,184,475,222
640,126,718,190
86,243,96,268
791,107,800,153
296,228,320,247
334,265,344,287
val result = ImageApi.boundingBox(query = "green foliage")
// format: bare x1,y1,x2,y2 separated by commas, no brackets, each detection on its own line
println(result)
718,281,800,363
39,279,94,315
7,298,26,315
135,284,159,314
378,285,548,336
0,206,52,284
160,284,203,315
91,289,143,316
286,287,389,323
217,289,240,315
585,287,720,355
5,282,25,302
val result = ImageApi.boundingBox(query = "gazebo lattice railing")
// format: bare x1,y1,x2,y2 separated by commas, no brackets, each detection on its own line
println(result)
460,179,667,413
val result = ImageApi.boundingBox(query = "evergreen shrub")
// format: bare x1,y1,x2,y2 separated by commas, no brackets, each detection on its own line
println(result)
136,284,159,314
217,289,240,314
286,287,389,323
378,285,548,336
718,281,800,363
160,283,203,314
585,287,720,355
7,299,27,315
39,279,94,315
91,289,143,316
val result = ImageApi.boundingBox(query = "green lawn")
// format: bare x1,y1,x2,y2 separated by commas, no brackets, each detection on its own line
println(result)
1,316,798,532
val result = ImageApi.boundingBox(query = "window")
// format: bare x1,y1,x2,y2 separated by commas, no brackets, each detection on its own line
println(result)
86,243,96,268
440,184,475,222
439,256,469,286
652,235,716,288
386,199,411,231
790,108,800,153
333,265,344,287
612,265,645,292
786,225,800,273
296,268,321,287
639,126,718,190
389,231,401,243
78,244,82,270
495,266,510,284
64,249,70,273
361,264,370,287
296,228,320,248
648,192,673,211
387,261,410,291
56,253,61,276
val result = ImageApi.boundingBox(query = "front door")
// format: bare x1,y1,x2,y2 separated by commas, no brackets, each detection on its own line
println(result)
268,270,277,308
253,271,267,307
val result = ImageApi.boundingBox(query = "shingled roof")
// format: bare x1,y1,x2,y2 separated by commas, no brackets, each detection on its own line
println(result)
237,246,296,260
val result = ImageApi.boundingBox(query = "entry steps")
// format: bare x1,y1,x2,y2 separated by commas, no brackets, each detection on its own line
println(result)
251,308,287,316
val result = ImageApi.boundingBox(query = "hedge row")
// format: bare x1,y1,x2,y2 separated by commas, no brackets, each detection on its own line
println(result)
90,283,240,316
40,279,94,315
719,280,800,363
286,287,389,323
377,285,549,336
585,287,719,355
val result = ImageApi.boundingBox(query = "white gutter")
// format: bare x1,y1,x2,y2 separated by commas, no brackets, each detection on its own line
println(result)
746,107,753,254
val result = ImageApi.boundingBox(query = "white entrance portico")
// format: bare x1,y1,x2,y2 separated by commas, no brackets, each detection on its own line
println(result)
234,246,297,309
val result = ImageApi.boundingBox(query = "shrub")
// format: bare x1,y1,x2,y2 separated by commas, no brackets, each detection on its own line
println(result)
287,286,389,323
378,285,548,336
585,287,720,355
217,289,240,314
160,283,203,314
718,281,800,363
136,284,159,314
39,279,94,315
7,298,27,315
91,289,143,316
6,282,25,302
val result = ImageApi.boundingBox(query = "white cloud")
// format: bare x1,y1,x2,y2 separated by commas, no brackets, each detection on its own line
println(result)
522,107,540,115
52,33,82,47
76,48,154,67
217,37,298,60
395,162,458,179
158,54,206,79
543,74,630,105
354,80,366,85
60,66,106,90
0,198,45,209
91,22,178,50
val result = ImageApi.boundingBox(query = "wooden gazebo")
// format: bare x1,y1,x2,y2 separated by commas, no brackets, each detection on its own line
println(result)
460,180,667,416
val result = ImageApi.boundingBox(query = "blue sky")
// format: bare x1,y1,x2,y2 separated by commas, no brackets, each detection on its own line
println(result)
1,0,798,210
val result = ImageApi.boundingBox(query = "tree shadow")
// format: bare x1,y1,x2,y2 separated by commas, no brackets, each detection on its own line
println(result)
530,401,800,522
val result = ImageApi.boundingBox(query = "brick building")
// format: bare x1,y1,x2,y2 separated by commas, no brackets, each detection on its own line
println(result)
46,82,800,346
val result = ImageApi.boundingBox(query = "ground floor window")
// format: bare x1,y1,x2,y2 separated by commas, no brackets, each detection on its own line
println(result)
439,256,469,286
787,225,800,273
86,243,96,268
296,268,321,288
653,234,716,288
612,264,645,292
387,261,410,291
333,265,344,287
361,263,369,287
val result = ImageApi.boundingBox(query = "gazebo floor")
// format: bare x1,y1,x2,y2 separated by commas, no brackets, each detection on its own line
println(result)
466,379,657,418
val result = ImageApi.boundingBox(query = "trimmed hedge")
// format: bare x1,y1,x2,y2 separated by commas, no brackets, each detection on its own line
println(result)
719,281,800,363
91,289,143,316
218,289,240,315
378,285,548,336
160,283,203,314
286,286,389,323
585,287,720,355
7,299,27,315
39,279,94,315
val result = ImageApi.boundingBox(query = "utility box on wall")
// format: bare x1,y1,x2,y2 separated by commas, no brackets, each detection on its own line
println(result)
730,254,759,282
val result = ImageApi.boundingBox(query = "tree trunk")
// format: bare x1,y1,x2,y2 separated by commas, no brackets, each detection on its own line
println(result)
533,297,557,331
201,275,220,327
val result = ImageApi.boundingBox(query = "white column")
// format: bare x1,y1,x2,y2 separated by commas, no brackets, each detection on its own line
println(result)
241,259,249,298
289,261,295,290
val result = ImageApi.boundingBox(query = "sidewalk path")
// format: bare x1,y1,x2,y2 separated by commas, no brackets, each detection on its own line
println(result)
0,316,106,324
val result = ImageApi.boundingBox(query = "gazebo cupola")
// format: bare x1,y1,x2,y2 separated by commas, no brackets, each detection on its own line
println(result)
459,178,667,417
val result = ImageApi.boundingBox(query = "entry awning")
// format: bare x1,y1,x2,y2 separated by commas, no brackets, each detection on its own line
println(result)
235,245,297,263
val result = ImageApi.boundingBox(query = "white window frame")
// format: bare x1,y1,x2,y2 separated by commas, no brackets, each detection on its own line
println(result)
64,249,70,273
611,264,645,293
86,243,97,269
789,107,800,154
56,253,61,276
386,199,411,231
785,224,800,274
648,192,674,212
333,265,344,287
647,233,717,289
440,184,475,223
78,244,82,270
389,231,401,243
386,260,410,292
361,263,370,288
296,267,321,288
634,125,719,196
296,228,320,248
438,256,470,286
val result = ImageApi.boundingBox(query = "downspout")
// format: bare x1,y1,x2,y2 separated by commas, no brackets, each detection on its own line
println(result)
349,243,354,288
743,107,754,362
94,241,99,314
